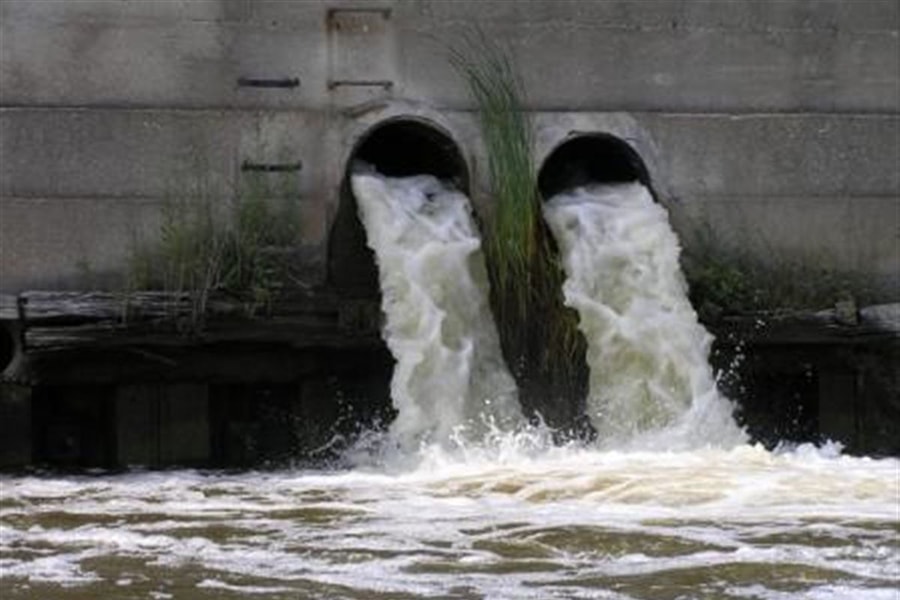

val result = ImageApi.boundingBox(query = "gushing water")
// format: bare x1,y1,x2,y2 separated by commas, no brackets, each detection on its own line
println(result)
2,174,897,600
351,170,522,449
544,182,746,449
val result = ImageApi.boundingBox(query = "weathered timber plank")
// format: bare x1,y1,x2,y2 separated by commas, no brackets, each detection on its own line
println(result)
18,290,350,324
710,304,899,345
20,291,192,325
15,288,380,356
0,295,20,321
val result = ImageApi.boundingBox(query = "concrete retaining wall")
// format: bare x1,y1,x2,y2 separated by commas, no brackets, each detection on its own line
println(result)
2,0,898,298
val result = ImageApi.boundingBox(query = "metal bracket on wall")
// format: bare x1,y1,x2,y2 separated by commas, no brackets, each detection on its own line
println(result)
240,161,303,173
326,7,391,24
237,77,300,89
327,80,394,90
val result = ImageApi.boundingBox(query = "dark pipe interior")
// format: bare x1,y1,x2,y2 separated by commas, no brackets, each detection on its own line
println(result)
538,134,651,199
327,119,469,294
351,119,469,188
0,323,15,374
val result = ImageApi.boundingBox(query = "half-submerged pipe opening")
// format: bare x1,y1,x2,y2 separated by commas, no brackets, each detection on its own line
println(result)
538,134,651,199
328,118,470,295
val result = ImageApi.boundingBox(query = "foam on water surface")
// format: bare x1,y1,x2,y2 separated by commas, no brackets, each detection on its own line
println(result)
1,444,898,598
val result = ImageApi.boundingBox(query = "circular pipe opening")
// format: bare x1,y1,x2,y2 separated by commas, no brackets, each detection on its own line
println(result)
538,134,652,199
350,118,469,188
328,118,470,294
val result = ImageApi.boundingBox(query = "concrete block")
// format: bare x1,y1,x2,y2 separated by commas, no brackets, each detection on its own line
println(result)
398,0,899,112
670,195,900,301
328,7,397,99
403,0,898,33
0,0,222,23
640,114,900,197
0,106,328,199
0,0,328,109
0,385,31,467
0,109,241,199
0,196,164,292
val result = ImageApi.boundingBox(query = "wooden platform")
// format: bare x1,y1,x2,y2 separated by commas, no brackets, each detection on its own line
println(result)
1,290,384,384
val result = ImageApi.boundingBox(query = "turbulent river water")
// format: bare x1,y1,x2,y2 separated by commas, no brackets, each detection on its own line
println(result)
1,174,897,599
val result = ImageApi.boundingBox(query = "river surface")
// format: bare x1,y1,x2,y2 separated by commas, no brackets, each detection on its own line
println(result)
1,441,898,599
2,174,897,598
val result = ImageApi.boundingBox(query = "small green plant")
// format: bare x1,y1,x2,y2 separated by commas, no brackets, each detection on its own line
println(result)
128,172,300,328
450,32,588,430
682,225,873,314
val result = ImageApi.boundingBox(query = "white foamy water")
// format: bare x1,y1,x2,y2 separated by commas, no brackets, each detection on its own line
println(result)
544,183,746,449
352,171,522,449
1,444,898,599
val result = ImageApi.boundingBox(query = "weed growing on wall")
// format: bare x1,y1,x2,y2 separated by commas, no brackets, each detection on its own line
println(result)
128,173,300,327
450,32,589,435
681,224,874,315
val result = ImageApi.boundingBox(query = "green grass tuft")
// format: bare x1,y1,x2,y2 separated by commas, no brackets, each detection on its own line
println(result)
128,172,300,328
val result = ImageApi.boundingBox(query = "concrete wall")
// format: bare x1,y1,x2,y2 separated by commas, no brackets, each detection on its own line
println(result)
1,0,898,297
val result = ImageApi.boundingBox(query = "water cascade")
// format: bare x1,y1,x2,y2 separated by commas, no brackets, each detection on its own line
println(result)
543,182,747,448
351,169,522,448
3,175,897,599
2,156,896,600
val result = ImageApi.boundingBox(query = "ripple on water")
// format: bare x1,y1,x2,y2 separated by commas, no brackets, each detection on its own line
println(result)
536,562,867,600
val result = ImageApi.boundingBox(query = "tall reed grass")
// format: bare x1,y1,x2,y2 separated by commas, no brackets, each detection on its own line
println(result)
450,33,589,435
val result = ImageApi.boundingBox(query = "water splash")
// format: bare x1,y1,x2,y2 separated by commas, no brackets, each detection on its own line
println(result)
543,183,747,449
3,174,896,600
352,170,523,450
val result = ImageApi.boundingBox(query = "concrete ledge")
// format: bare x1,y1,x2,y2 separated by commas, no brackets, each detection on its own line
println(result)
0,196,165,291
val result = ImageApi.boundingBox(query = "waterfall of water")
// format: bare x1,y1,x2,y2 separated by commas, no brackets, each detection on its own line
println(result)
543,182,746,449
4,177,896,600
352,170,522,449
